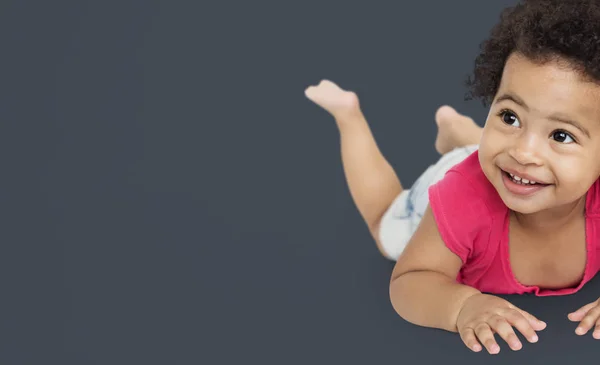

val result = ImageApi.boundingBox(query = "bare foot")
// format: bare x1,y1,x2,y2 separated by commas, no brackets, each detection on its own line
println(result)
305,80,361,122
434,105,482,155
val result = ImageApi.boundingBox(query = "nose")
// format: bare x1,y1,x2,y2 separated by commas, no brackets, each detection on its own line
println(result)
508,132,544,166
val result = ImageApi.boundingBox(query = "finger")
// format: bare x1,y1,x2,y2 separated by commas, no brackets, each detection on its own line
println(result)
488,315,522,351
594,318,600,340
569,301,598,322
576,305,600,335
459,328,482,352
504,310,539,343
514,308,547,331
474,323,500,354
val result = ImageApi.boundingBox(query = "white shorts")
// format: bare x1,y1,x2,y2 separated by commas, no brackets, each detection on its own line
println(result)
378,145,479,260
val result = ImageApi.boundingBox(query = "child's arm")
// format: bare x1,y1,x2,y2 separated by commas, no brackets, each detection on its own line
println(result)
390,206,546,354
389,205,480,332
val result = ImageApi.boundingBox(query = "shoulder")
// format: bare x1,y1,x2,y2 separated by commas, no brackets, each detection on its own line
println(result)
586,178,600,218
429,150,501,216
427,150,504,262
583,178,600,278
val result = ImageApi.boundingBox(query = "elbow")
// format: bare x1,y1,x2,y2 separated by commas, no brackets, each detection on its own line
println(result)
388,272,410,321
388,270,435,325
388,277,422,328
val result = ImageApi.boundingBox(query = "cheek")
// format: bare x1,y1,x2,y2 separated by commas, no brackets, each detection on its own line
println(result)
553,158,600,192
478,128,503,157
477,133,501,181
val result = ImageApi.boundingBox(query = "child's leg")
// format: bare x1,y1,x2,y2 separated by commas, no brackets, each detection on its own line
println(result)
336,104,482,260
304,80,405,257
335,110,404,257
434,105,482,155
305,81,482,259
377,106,482,260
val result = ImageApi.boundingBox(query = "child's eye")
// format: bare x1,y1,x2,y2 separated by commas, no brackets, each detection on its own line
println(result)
499,110,520,127
552,130,575,144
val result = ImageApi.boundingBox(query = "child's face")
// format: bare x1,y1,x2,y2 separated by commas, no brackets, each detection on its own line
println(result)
478,53,600,215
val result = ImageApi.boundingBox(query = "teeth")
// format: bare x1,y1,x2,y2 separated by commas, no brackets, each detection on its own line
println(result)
508,172,538,185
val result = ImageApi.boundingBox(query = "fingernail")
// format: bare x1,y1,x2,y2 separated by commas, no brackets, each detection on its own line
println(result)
531,335,538,342
576,327,585,335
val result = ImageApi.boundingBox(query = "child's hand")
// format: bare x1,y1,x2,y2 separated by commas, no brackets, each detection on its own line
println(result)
304,80,361,120
456,294,546,354
568,297,600,339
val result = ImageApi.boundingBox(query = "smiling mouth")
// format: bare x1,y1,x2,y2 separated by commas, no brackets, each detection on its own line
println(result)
501,170,549,186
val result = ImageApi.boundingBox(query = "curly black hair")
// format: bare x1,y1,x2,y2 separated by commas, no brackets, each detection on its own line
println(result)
465,0,600,107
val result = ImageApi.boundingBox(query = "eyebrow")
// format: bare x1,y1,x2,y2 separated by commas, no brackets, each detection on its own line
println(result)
495,92,591,138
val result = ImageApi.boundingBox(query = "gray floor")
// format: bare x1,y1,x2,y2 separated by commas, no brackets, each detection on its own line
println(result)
2,0,599,363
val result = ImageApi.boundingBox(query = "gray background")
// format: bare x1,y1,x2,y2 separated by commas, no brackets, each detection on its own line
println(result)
1,0,599,364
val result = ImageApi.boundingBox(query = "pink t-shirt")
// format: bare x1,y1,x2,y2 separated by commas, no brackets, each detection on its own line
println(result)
428,150,600,296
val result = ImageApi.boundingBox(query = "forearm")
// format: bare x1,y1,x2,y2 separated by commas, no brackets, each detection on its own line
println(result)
390,270,481,332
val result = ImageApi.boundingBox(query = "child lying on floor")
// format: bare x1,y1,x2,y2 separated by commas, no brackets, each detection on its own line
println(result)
305,0,600,355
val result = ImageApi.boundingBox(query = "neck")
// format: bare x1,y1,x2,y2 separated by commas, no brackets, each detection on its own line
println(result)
513,196,587,232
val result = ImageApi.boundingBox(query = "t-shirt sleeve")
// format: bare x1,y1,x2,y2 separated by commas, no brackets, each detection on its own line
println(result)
428,170,488,264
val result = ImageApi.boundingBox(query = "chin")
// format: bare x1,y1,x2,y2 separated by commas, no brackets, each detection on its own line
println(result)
500,196,544,214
